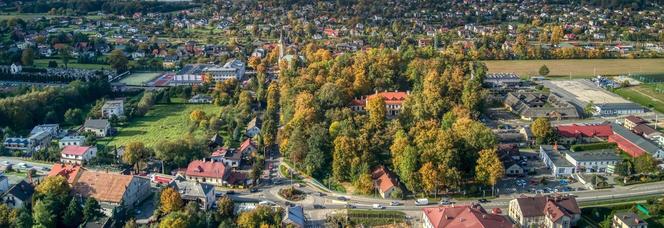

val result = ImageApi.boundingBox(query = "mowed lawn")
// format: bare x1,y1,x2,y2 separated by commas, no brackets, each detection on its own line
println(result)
483,59,664,77
615,84,664,114
119,72,162,85
104,104,220,148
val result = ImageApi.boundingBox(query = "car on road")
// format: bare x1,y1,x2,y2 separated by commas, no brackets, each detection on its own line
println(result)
372,204,385,209
16,163,31,169
439,199,453,205
249,188,259,193
344,203,356,209
337,196,349,201
259,200,277,206
478,198,489,203
313,204,325,209
390,201,400,206
1,161,10,165
226,190,236,195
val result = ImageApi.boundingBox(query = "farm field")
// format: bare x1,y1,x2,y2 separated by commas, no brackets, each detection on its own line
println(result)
119,72,162,85
483,59,664,78
614,84,664,114
102,103,220,148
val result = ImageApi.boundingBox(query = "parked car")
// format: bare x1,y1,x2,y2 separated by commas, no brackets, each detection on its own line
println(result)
390,201,400,206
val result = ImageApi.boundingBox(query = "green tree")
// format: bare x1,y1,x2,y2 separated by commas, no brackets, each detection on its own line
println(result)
21,48,34,66
64,108,84,125
108,49,129,73
33,199,56,228
15,208,32,228
60,46,72,68
634,155,657,174
83,197,102,222
63,198,83,227
539,65,550,76
159,212,188,228
0,204,12,227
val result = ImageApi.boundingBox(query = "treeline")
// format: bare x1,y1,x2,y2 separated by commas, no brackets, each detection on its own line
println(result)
14,0,196,15
0,71,104,84
0,78,110,131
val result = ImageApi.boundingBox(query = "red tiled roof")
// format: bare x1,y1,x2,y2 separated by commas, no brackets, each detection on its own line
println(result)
185,160,227,179
47,163,84,184
423,204,513,228
61,146,93,156
514,195,581,220
239,139,256,153
609,134,646,157
371,166,397,193
556,124,613,138
633,124,658,136
351,91,409,106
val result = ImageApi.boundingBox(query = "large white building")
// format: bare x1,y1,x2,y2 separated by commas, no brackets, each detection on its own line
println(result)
203,59,246,81
101,100,125,118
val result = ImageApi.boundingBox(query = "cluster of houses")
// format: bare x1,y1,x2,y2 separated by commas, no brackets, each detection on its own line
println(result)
422,193,648,228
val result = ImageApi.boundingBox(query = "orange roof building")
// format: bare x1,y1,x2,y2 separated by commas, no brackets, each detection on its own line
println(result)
371,166,398,199
71,171,151,209
350,91,409,117
47,163,84,184
422,204,514,228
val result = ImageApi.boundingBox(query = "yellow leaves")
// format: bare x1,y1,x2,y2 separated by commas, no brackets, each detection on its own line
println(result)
366,95,386,126
160,187,183,214
189,110,207,122
353,173,374,195
36,175,70,196
475,148,504,186
531,117,552,139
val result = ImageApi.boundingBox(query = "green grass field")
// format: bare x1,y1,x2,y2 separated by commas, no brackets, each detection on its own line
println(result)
119,72,162,85
483,59,664,78
614,84,664,113
34,59,110,70
102,104,220,148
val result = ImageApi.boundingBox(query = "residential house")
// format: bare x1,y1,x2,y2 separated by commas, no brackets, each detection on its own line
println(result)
282,206,306,228
185,160,229,186
350,91,409,118
2,181,34,209
371,166,398,199
83,119,111,137
539,145,575,177
72,171,151,209
508,195,581,228
625,116,647,130
101,100,124,118
3,124,59,153
504,92,580,120
169,179,215,210
245,117,261,138
239,139,257,157
613,212,648,228
556,124,613,145
60,145,97,165
632,123,663,140
498,144,525,176
47,163,84,184
422,204,514,228
564,149,620,173
210,147,241,168
609,123,664,159
59,136,86,148
188,94,213,104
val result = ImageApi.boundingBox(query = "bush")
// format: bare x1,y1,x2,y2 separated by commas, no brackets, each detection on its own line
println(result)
278,187,305,201
570,142,617,152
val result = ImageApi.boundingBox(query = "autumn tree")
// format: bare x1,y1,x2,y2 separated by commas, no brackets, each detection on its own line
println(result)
216,196,234,219
354,173,374,195
36,175,70,197
160,187,184,214
475,148,505,190
550,26,563,46
236,206,283,228
419,162,442,196
159,212,188,228
189,110,207,122
634,155,657,174
531,117,553,144
122,141,151,174
332,136,357,181
366,95,386,126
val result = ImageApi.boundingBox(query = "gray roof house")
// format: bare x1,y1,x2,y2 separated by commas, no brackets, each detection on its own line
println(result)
83,119,111,137
2,180,34,209
169,179,216,210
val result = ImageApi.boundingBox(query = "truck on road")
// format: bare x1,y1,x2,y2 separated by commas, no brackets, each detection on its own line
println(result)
415,198,429,206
